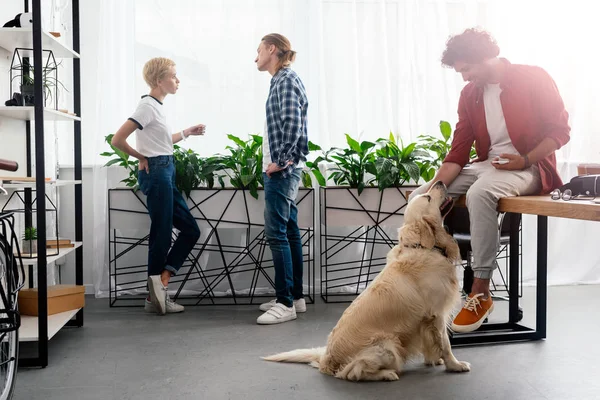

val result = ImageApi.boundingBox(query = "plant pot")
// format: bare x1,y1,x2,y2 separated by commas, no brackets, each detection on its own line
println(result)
19,84,35,106
21,240,37,256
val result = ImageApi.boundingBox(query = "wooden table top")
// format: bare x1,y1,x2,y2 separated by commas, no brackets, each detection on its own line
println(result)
452,195,600,222
498,195,600,222
408,190,600,222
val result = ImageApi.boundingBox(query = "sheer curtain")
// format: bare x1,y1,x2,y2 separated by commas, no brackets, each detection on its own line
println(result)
79,0,600,297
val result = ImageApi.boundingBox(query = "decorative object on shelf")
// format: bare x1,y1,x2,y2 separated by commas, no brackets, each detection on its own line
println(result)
46,237,74,249
2,190,60,258
18,284,85,316
9,48,68,109
21,226,37,255
4,92,25,107
2,13,32,28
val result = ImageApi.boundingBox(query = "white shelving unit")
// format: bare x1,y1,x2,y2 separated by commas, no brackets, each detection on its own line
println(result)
18,242,83,265
1,180,82,189
0,2,84,368
0,106,81,122
0,27,80,58
19,308,82,342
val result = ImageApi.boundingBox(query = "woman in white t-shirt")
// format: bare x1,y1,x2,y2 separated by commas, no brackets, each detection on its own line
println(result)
111,57,205,315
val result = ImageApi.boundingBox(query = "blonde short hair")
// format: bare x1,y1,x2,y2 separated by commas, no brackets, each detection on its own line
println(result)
143,57,175,88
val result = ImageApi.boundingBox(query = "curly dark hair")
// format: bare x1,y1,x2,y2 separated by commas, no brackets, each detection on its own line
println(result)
441,28,500,67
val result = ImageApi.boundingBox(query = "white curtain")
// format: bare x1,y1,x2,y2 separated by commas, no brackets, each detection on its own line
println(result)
76,0,600,297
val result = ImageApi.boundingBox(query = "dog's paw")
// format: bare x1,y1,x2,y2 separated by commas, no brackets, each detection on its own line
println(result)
424,358,444,366
446,361,470,373
381,370,400,381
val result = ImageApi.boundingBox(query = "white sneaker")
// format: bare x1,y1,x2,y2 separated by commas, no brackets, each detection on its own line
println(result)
257,303,297,325
144,295,185,314
259,298,306,313
147,275,167,315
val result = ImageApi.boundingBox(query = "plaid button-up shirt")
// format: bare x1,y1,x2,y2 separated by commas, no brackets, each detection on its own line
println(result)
265,67,309,177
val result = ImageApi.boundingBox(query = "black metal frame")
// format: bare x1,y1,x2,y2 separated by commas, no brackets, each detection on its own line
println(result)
1,190,61,258
10,48,60,109
108,188,316,307
450,213,547,346
319,186,416,303
0,212,25,337
16,0,83,368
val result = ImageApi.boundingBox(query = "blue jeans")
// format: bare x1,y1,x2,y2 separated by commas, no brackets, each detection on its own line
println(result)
263,169,304,307
138,155,200,277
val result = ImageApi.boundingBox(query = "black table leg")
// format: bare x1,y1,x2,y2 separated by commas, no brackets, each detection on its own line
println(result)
536,215,548,339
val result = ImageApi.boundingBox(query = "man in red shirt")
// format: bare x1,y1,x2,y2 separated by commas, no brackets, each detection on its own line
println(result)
409,28,570,333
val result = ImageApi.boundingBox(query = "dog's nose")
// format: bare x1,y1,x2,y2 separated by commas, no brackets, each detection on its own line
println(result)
433,180,446,189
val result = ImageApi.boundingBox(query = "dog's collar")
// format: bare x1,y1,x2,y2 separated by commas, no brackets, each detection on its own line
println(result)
403,243,447,257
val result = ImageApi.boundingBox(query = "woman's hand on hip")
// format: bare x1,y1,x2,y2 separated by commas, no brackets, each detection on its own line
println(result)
139,157,149,173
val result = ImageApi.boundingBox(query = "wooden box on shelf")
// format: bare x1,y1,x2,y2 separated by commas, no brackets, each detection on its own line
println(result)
18,284,85,316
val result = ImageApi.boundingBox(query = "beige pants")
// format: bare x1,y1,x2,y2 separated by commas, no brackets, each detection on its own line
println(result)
409,160,541,279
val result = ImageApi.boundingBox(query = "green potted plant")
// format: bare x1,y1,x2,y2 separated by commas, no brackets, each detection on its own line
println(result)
306,134,377,195
373,132,428,191
12,61,68,107
101,134,140,189
215,134,264,200
101,134,214,198
416,120,477,182
22,226,38,255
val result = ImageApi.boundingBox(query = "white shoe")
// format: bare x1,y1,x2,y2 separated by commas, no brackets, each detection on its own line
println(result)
144,295,185,314
259,298,306,313
257,303,297,325
147,275,167,315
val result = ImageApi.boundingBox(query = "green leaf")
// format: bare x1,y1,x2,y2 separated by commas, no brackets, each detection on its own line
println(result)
100,152,113,157
218,175,225,188
401,162,421,183
360,141,376,153
227,134,246,148
389,131,395,144
104,159,122,167
301,171,312,188
240,174,255,187
249,183,259,199
308,141,322,151
439,120,452,141
312,169,326,187
345,134,362,153
411,149,431,159
357,181,365,195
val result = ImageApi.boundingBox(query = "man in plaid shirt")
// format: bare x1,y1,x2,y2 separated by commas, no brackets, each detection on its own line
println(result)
255,33,309,325
265,67,309,177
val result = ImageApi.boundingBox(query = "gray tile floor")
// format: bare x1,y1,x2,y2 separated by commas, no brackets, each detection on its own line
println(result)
13,285,600,400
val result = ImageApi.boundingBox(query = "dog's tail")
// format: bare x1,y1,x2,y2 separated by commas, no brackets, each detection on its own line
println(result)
262,347,326,368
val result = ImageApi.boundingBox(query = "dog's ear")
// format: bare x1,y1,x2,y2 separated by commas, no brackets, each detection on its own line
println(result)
422,215,442,232
417,220,436,249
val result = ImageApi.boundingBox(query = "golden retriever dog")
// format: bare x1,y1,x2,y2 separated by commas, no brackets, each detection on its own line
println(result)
262,181,470,381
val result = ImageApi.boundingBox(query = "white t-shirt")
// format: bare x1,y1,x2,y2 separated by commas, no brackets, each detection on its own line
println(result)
483,83,520,158
129,95,173,157
262,120,304,172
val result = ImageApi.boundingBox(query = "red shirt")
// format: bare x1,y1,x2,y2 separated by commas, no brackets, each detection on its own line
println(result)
444,58,571,194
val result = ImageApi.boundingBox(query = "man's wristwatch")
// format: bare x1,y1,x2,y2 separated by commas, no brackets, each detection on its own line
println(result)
277,160,288,168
